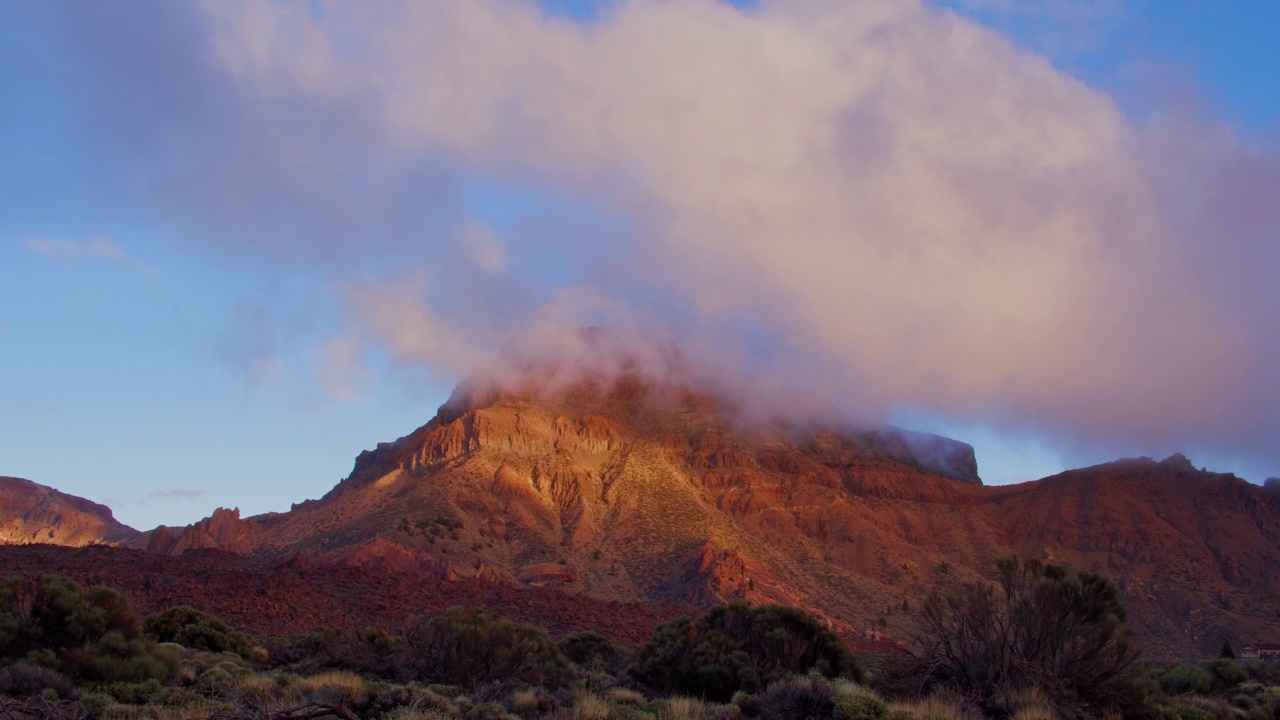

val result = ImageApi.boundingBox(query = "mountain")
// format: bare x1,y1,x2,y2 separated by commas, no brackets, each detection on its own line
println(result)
132,370,984,613
2,358,1278,659
0,476,139,547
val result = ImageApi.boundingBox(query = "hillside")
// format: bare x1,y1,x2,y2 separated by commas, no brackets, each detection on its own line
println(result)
0,476,139,547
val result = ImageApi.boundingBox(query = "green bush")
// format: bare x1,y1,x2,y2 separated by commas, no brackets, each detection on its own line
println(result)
1161,665,1215,696
1202,660,1249,690
399,607,573,689
633,603,861,702
268,626,402,678
143,606,263,660
561,630,619,671
0,574,176,683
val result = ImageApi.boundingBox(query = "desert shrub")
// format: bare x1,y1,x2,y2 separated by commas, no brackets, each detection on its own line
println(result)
143,606,263,660
0,575,177,683
467,700,519,720
0,662,78,699
887,557,1144,716
562,630,619,671
832,680,888,720
1172,705,1217,720
100,678,166,704
1203,660,1250,691
1177,695,1246,720
1162,665,1217,696
739,673,837,720
76,692,116,719
367,681,455,718
269,626,403,679
400,607,573,690
195,665,239,694
710,703,748,720
633,603,861,702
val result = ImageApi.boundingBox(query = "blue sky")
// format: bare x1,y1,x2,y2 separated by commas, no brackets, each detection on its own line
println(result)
1,0,1277,530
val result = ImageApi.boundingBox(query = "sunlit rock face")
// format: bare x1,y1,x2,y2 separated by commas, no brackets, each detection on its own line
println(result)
0,476,138,547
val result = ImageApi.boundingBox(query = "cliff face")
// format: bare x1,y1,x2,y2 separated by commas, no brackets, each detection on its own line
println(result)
0,476,138,547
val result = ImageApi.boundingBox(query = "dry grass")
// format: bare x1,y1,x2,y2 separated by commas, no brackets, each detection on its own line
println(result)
996,687,1060,720
886,696,968,720
572,692,612,720
94,702,222,720
607,688,647,706
1011,705,1059,720
386,710,457,720
512,689,544,716
298,669,366,703
234,672,286,701
659,696,707,720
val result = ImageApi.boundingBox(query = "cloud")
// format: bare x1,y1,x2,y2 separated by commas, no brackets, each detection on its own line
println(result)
317,337,370,401
461,220,507,275
937,0,1132,57
21,0,1280,476
146,488,208,500
25,235,131,262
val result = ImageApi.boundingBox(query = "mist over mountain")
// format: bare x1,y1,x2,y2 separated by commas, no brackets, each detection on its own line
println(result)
3,353,1278,659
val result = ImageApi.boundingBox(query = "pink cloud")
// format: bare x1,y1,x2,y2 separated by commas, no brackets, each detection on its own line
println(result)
50,0,1279,474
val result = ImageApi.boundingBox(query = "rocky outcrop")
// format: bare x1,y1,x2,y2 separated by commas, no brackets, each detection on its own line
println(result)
143,508,255,554
669,541,800,607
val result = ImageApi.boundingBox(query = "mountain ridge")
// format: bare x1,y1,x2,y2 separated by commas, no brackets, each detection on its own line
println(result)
2,369,1278,659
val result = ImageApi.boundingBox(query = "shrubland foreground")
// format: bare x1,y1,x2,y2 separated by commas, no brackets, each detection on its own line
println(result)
4,558,1279,720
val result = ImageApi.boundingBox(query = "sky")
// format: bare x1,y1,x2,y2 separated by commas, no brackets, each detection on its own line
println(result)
1,0,1277,531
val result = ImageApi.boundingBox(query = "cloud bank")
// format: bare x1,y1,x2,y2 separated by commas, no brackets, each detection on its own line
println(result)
25,0,1280,475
